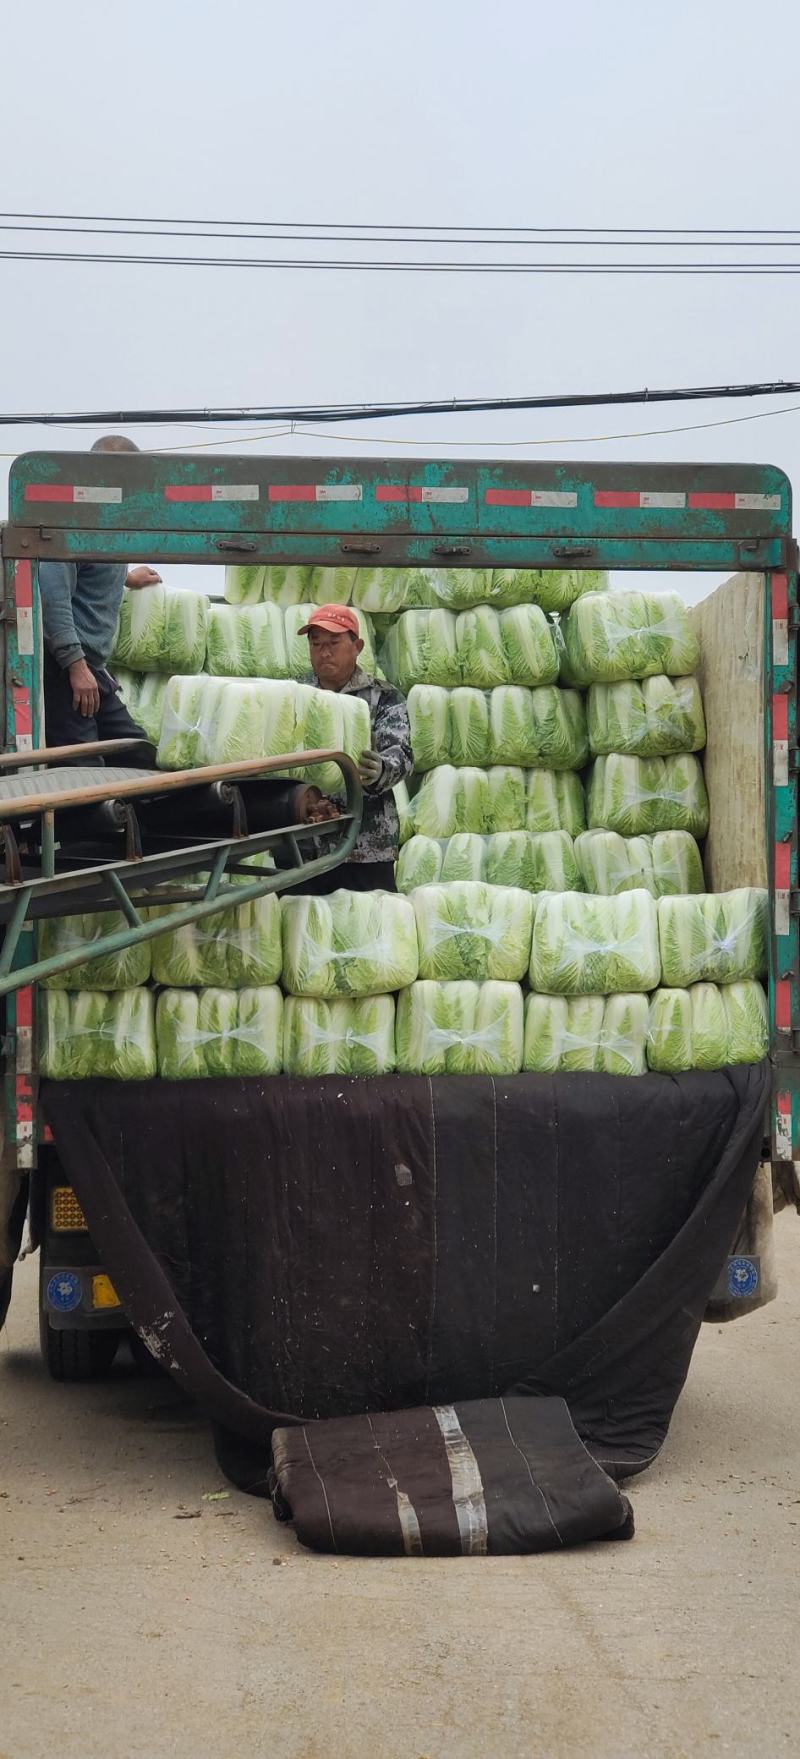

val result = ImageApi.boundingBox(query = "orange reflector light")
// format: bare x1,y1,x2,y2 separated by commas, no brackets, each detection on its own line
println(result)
51,1186,87,1233
91,1274,121,1310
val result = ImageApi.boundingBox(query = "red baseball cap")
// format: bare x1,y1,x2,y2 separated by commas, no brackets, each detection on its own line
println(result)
298,604,361,637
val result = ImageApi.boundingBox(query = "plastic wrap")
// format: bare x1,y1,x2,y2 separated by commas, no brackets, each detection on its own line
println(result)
575,828,705,898
283,995,396,1076
530,889,660,996
280,889,419,998
412,881,534,982
113,585,209,674
407,685,588,772
647,980,768,1072
523,992,649,1075
156,986,284,1078
37,913,151,991
587,675,706,757
40,989,157,1080
205,602,289,678
562,589,700,686
586,753,710,837
657,889,768,988
150,888,282,988
395,979,524,1075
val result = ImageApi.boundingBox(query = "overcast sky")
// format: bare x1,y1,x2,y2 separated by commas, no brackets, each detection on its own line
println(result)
0,0,797,604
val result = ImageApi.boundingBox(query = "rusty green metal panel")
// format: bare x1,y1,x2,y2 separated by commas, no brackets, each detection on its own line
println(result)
2,558,41,1180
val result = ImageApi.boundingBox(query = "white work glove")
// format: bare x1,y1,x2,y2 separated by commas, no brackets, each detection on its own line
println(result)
358,748,385,789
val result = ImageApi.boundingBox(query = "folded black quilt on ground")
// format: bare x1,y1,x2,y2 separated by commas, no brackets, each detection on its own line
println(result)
43,1063,768,1499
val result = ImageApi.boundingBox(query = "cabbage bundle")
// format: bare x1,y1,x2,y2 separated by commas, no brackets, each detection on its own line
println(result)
530,889,660,995
449,687,491,766
113,670,169,745
396,830,580,895
350,569,437,613
40,989,157,1080
413,881,534,981
647,980,768,1072
524,770,587,836
408,765,585,838
113,585,209,674
281,889,419,997
587,675,706,757
283,995,396,1075
523,992,649,1075
37,913,151,990
423,568,607,612
395,979,524,1075
157,676,298,770
409,767,492,837
586,754,710,837
150,888,282,988
205,603,289,678
562,590,699,685
224,566,313,606
381,610,461,692
156,986,283,1078
575,828,705,898
292,685,372,793
381,605,558,691
657,889,768,988
284,604,378,679
407,686,588,772
407,686,452,772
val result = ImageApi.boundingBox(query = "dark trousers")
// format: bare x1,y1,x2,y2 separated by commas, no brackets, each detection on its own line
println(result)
287,859,397,896
44,655,157,767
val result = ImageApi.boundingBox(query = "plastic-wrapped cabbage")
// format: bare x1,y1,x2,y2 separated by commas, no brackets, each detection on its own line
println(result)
525,770,587,836
413,881,533,981
575,829,655,896
292,685,371,793
281,889,419,997
646,980,768,1072
283,995,396,1076
438,832,484,883
285,604,378,680
156,985,283,1078
150,888,282,988
396,835,445,892
224,565,312,606
562,589,700,686
113,670,169,746
422,569,493,610
523,992,648,1075
489,569,608,612
498,605,559,685
306,567,355,606
409,767,491,838
651,831,705,895
488,686,587,770
351,569,437,613
157,676,298,771
407,685,451,772
487,767,527,832
206,602,289,679
449,687,491,767
587,675,706,758
454,608,508,687
38,913,151,990
394,780,414,844
224,565,266,605
113,585,208,674
395,979,524,1075
485,829,580,894
41,988,157,1079
657,889,768,988
530,889,660,995
586,753,709,837
381,609,461,692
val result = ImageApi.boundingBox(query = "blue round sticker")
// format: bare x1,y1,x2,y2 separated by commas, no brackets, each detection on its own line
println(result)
46,1270,83,1313
726,1256,759,1299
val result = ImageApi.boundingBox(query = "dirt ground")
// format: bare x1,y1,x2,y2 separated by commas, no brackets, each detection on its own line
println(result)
1,1216,798,1759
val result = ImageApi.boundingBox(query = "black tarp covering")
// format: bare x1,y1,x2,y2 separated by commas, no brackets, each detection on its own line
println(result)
43,1063,768,1491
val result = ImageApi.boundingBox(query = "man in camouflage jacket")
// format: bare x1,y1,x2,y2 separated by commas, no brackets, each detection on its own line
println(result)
297,603,413,893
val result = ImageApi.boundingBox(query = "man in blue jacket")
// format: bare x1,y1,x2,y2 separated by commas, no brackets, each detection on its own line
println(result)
39,435,161,760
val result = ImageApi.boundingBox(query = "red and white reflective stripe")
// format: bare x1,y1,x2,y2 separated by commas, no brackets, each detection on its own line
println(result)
688,491,781,511
267,483,363,503
375,485,468,504
12,684,32,752
772,574,789,668
773,693,789,787
485,488,577,508
592,489,782,511
164,484,259,502
14,561,34,656
15,1072,34,1164
775,979,792,1033
23,484,122,504
775,842,791,937
775,1091,793,1158
594,490,686,509
15,986,33,1074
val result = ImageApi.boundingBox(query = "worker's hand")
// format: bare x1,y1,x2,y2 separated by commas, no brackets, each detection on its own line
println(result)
68,658,101,719
299,785,340,823
358,748,384,789
125,566,162,590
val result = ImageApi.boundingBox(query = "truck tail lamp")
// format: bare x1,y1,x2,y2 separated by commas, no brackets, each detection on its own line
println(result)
50,1186,87,1233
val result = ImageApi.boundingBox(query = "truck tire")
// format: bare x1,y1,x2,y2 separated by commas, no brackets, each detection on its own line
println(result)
39,1308,121,1381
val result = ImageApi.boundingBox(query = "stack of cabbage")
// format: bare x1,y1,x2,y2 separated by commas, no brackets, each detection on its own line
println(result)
277,890,418,1075
112,586,210,746
156,674,370,793
224,564,607,615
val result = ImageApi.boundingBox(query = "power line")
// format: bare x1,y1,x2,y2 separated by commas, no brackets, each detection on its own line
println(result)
3,209,800,235
0,380,798,428
2,221,800,250
4,247,800,274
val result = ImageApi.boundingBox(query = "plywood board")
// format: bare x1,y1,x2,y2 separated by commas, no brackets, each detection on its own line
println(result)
689,574,766,891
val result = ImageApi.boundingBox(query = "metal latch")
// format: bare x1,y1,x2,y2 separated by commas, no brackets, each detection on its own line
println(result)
551,544,595,560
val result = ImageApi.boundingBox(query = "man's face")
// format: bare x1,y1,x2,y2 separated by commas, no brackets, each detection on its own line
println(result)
308,628,362,690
